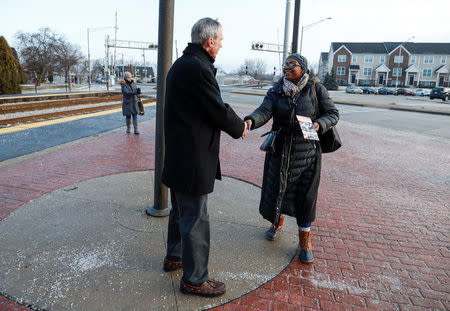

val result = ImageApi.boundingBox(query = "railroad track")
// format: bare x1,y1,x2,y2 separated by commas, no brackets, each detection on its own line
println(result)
0,95,123,113
0,95,155,126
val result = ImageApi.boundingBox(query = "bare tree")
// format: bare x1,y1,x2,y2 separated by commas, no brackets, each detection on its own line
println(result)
237,58,267,79
15,28,60,92
55,39,83,91
15,28,83,92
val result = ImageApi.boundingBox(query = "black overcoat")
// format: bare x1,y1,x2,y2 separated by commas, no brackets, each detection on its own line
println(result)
120,79,139,116
162,43,244,195
245,77,339,225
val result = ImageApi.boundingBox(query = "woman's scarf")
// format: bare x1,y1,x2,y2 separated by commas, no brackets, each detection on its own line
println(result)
282,73,309,98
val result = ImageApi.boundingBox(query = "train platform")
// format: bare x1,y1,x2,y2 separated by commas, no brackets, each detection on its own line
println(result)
0,104,449,311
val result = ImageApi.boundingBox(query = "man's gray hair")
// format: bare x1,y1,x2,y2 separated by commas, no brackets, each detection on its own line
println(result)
191,18,221,45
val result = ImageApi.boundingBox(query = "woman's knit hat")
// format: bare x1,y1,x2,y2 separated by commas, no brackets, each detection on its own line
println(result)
285,53,309,73
123,71,132,79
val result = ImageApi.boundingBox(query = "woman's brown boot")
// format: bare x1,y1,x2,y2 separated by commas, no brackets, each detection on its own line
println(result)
299,231,314,263
265,216,285,241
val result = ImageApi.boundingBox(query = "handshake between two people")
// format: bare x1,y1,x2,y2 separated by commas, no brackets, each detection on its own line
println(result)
241,119,320,139
241,119,252,138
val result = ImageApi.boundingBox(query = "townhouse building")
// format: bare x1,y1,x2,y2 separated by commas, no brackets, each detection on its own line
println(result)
318,42,450,87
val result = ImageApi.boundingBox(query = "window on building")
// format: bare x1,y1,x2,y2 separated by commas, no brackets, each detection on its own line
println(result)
441,56,447,64
364,55,373,63
393,68,402,77
363,68,372,76
337,67,346,75
394,55,404,63
380,55,385,63
411,55,416,63
352,55,357,62
419,81,432,87
422,69,432,78
424,56,434,64
338,55,347,62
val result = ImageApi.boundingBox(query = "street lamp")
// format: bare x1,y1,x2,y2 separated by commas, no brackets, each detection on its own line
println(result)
299,17,332,54
87,27,115,91
395,36,414,87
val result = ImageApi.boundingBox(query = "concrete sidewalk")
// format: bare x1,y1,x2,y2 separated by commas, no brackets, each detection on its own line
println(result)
1,105,449,310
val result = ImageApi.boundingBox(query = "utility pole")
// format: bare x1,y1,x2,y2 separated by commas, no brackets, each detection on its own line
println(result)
105,35,110,91
291,0,301,54
87,26,115,91
143,49,146,68
146,0,174,217
113,12,118,84
282,0,293,61
299,17,332,54
87,29,91,91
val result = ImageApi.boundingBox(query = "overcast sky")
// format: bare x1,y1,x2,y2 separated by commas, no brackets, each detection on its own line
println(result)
2,0,450,74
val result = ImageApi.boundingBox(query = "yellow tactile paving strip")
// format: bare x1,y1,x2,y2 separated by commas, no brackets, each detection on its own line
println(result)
0,102,156,135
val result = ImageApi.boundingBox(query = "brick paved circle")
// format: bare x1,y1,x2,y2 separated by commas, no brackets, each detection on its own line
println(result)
1,106,449,310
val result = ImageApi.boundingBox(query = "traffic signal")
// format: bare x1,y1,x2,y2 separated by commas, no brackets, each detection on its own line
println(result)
273,66,276,75
245,66,248,75
252,42,264,50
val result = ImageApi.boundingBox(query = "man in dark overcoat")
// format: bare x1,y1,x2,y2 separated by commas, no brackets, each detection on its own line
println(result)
162,17,248,297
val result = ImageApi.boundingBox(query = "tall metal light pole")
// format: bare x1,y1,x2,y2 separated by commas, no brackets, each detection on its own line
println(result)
299,17,332,54
395,36,414,87
291,0,301,54
146,0,174,217
282,0,293,61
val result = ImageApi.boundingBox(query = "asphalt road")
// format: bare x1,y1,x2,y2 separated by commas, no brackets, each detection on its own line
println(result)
222,92,450,141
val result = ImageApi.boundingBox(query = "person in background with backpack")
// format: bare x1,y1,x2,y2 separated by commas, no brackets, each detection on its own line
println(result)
244,54,339,264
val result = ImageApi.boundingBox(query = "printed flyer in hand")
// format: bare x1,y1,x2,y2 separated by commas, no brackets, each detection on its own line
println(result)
296,115,319,141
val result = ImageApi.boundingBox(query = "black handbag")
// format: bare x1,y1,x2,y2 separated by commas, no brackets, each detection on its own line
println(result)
260,131,278,153
312,83,342,153
319,126,341,153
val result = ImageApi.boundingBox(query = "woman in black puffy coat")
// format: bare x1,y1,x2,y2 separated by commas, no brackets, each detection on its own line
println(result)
244,54,339,263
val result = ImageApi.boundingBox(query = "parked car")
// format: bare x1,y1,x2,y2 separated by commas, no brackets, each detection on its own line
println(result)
136,78,143,83
345,86,363,94
415,88,431,96
429,87,449,101
361,87,376,94
377,87,395,95
396,88,415,96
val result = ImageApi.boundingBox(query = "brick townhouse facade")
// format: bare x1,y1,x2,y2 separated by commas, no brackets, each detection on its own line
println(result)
318,42,450,87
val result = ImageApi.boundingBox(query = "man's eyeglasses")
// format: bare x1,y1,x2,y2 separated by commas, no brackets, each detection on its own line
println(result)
283,62,300,68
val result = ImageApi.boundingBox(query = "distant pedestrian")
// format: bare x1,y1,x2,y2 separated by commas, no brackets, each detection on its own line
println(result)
120,71,141,134
244,54,339,264
162,17,249,297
